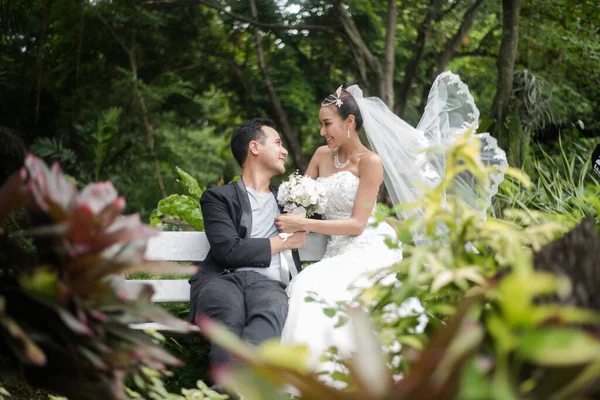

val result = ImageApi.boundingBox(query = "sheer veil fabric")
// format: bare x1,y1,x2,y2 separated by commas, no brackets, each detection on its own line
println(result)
346,71,508,224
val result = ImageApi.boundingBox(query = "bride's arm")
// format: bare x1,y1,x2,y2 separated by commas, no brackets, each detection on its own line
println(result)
276,154,383,236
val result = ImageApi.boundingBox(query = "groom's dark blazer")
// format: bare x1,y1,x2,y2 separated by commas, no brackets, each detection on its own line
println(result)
188,178,301,322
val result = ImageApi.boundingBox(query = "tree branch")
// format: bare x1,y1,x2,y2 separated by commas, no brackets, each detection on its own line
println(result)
96,15,167,196
330,0,382,84
248,0,307,170
453,49,495,58
382,0,398,108
439,0,463,20
96,13,130,55
434,0,486,75
144,0,336,32
395,0,442,116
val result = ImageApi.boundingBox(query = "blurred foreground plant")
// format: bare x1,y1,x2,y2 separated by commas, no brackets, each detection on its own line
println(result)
0,155,198,400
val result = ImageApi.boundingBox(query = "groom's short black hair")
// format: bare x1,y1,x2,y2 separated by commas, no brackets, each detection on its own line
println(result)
231,118,276,167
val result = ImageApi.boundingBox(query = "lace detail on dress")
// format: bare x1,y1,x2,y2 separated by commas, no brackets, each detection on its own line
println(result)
316,171,397,259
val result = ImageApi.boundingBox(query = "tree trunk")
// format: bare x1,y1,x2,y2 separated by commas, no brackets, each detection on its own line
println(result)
127,31,167,197
35,0,49,125
395,0,442,117
248,0,308,171
491,0,521,166
382,0,398,108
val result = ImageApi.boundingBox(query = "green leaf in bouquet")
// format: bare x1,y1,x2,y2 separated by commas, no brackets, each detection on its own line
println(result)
175,166,204,200
157,194,203,231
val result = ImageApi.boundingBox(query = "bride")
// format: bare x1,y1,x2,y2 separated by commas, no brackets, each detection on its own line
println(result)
275,71,507,383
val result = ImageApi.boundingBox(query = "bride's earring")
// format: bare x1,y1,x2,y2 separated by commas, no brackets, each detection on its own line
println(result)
347,127,350,139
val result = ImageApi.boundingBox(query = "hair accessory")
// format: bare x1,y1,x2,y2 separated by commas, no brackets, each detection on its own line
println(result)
321,85,344,108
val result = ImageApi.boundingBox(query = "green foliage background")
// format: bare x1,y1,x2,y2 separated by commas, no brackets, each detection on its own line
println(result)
1,0,598,220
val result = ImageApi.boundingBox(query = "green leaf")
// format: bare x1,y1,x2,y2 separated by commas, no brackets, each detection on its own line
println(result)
149,208,163,227
157,194,203,230
175,166,204,200
330,371,349,383
334,315,349,328
256,339,311,373
396,335,424,350
304,296,315,303
518,328,600,366
133,373,146,390
18,267,58,299
323,308,337,318
475,119,494,134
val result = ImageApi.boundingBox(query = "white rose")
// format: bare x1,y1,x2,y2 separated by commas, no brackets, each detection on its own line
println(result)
277,184,290,203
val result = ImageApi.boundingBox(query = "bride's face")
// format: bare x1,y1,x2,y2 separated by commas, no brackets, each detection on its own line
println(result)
319,106,349,149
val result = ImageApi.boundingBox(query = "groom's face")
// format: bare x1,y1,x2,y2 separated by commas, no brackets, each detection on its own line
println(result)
254,126,288,175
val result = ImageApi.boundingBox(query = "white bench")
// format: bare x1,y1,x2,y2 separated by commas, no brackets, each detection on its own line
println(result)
127,231,328,331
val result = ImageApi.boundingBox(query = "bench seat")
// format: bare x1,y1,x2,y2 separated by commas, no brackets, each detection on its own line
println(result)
126,231,327,331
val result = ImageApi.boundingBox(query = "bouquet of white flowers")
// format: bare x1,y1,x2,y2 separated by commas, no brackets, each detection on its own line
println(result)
277,172,327,218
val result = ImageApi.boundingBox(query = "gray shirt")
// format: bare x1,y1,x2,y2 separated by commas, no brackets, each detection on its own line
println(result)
236,187,282,281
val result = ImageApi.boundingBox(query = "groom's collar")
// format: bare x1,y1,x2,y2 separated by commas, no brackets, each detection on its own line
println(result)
235,177,252,238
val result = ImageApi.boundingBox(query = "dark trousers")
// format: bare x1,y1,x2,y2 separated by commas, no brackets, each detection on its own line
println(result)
193,271,288,365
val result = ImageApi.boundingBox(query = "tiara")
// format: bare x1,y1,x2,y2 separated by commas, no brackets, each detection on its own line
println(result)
321,85,344,107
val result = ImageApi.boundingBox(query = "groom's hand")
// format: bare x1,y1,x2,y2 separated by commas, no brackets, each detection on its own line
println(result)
269,231,308,254
284,231,308,250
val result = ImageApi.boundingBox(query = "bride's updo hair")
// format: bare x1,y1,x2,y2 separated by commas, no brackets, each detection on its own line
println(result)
321,89,363,131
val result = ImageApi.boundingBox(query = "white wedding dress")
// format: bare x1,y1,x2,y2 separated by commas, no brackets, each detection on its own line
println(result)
280,170,428,383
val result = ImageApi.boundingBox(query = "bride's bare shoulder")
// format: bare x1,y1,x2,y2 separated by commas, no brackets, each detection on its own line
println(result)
357,150,383,174
312,145,332,164
314,145,332,157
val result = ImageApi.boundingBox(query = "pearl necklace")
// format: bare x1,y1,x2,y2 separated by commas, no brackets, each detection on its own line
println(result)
333,148,359,169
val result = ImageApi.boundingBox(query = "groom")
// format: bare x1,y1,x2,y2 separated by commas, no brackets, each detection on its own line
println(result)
189,118,307,366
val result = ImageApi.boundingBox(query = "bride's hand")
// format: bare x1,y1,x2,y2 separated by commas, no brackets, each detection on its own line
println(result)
275,214,306,233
